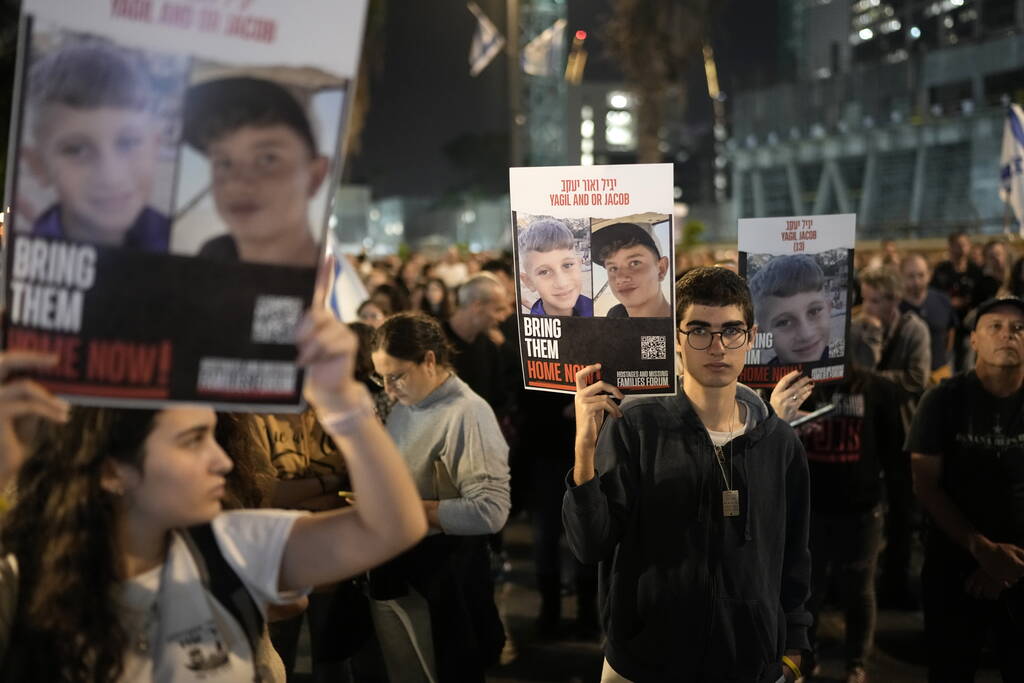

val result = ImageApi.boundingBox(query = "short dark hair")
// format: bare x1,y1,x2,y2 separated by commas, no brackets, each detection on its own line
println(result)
371,312,454,367
675,266,754,328
947,230,968,244
592,222,661,267
183,77,318,155
596,236,659,269
481,258,513,279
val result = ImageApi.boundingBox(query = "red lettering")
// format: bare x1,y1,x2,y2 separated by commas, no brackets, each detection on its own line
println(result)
111,0,153,21
225,14,276,43
159,2,194,28
86,341,165,385
527,360,563,382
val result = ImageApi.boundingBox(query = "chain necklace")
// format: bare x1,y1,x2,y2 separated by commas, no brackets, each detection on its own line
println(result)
712,402,741,517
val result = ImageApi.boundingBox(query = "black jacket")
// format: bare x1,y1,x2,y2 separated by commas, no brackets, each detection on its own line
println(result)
563,385,812,682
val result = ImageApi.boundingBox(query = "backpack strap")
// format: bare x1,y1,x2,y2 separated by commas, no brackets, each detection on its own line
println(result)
182,523,265,680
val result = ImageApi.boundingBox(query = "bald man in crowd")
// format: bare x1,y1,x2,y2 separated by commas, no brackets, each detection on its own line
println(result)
444,274,515,418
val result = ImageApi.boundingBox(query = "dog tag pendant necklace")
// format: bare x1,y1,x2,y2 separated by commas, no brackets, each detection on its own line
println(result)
714,408,740,517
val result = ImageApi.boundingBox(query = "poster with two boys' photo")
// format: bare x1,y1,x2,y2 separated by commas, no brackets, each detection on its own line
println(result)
2,0,367,410
509,163,676,396
737,213,856,389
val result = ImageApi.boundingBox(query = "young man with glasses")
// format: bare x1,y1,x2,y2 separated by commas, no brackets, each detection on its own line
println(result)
564,266,812,683
909,297,1024,682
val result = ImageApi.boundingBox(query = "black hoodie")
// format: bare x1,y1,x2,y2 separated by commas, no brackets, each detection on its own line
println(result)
563,384,812,683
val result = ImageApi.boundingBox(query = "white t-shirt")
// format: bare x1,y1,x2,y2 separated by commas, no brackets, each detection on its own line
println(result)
705,406,753,447
117,509,309,682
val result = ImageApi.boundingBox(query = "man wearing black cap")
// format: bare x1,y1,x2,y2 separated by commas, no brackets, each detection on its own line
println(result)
591,221,672,318
183,76,328,267
908,296,1024,682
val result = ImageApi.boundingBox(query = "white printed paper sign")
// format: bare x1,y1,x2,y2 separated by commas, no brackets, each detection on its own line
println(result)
2,0,367,410
509,163,676,395
737,213,856,388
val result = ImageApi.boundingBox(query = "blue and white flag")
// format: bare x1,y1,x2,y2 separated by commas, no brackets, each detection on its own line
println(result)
469,2,504,77
326,232,368,323
1000,104,1024,234
521,18,566,77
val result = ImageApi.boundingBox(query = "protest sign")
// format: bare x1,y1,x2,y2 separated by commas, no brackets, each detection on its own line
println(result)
509,163,676,395
2,0,366,410
737,213,855,388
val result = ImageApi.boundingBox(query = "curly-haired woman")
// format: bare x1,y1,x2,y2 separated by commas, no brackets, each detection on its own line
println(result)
0,303,426,682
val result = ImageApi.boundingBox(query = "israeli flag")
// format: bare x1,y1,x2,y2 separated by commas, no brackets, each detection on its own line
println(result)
521,18,566,77
469,2,505,77
1000,104,1024,234
326,233,368,323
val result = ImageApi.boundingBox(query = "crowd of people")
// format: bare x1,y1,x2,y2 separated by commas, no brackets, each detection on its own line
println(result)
0,229,1023,683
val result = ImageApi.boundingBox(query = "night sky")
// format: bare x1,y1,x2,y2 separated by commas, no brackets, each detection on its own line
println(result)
0,0,786,202
349,0,786,201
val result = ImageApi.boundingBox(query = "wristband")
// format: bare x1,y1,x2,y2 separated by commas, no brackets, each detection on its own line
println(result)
781,655,802,681
320,388,377,434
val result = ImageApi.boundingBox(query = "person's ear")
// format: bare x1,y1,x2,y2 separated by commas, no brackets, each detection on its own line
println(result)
658,256,669,280
969,329,978,354
100,458,136,497
422,349,437,372
307,155,329,197
519,271,533,291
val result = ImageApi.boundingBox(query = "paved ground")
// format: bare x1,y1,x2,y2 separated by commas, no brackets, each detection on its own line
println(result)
296,515,1005,682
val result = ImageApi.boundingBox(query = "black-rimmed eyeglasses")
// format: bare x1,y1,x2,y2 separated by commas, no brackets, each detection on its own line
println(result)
678,326,750,350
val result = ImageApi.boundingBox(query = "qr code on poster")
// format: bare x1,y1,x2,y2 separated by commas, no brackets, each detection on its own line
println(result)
640,335,667,360
252,296,303,344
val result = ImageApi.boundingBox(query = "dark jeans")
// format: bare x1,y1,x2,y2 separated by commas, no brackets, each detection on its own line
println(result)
530,456,597,620
807,505,883,670
881,453,918,600
922,557,1024,683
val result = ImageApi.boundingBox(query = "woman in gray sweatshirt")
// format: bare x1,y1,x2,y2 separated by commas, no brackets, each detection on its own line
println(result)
368,312,510,683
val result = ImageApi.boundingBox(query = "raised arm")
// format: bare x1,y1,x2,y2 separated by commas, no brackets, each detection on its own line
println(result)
572,363,623,485
563,364,633,565
279,285,427,590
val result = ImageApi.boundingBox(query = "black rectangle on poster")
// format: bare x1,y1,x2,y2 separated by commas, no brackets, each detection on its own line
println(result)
517,315,676,395
3,235,315,410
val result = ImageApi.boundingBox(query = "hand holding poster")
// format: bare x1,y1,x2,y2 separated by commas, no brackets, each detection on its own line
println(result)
738,213,855,388
509,164,676,395
2,0,367,410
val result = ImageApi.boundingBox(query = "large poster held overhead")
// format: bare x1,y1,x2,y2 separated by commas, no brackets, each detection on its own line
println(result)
2,0,367,410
